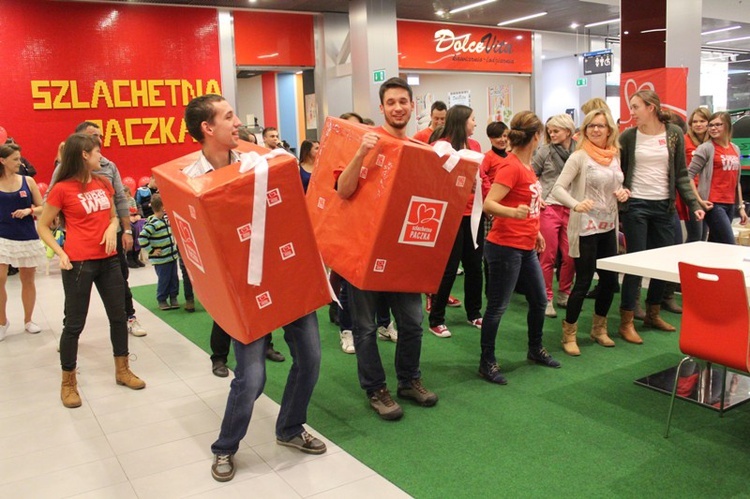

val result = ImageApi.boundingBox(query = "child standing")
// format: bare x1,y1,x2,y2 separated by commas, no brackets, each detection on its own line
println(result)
137,194,179,310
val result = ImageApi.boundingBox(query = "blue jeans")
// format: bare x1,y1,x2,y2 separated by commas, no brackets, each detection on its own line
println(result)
480,242,546,365
348,286,423,395
153,260,179,302
60,256,128,371
211,311,321,454
705,203,736,245
620,199,674,310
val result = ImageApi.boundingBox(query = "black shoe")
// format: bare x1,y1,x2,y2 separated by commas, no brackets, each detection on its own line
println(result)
158,301,171,310
212,360,229,377
7,265,19,276
478,362,508,384
266,347,285,362
527,348,561,368
127,260,139,269
328,302,340,326
136,259,146,268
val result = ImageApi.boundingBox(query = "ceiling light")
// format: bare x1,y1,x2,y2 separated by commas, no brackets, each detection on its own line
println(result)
641,28,666,34
449,0,496,15
516,35,523,40
702,26,741,36
706,35,750,45
497,12,547,27
435,9,446,16
570,23,579,29
584,18,620,28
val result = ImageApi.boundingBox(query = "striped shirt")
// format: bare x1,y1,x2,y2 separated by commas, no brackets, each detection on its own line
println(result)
138,214,178,265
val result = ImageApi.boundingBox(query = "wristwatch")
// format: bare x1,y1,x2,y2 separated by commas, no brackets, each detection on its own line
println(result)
124,230,133,235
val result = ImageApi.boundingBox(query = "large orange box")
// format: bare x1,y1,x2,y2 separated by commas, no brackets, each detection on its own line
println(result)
307,117,481,293
152,143,330,344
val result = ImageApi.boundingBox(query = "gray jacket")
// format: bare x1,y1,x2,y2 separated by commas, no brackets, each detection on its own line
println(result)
688,141,742,207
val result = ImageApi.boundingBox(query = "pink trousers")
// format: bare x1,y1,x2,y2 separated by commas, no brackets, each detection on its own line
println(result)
538,204,575,301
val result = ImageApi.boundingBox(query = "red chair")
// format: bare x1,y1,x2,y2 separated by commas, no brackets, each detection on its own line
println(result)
665,263,750,437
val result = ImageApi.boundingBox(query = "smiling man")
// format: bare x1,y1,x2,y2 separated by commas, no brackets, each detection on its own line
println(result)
336,77,438,421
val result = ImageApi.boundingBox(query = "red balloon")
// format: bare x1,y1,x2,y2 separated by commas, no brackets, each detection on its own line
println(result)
122,176,136,193
36,182,48,197
138,176,150,187
0,126,7,144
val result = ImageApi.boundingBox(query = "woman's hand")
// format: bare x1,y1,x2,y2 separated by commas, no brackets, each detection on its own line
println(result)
614,188,631,203
700,199,714,211
535,232,546,253
693,209,706,221
574,199,594,213
11,207,33,219
59,252,73,270
739,206,748,225
514,204,530,219
101,224,118,254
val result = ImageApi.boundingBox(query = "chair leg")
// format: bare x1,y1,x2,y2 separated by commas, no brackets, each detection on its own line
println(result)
665,356,692,438
719,365,728,418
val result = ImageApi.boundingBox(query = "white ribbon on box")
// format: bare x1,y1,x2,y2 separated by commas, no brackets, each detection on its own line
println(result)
238,148,340,305
431,141,485,249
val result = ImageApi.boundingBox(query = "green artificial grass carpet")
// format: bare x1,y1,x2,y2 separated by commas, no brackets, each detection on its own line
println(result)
131,282,750,498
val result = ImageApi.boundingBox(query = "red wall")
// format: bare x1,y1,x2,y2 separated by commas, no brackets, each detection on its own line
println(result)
0,0,222,182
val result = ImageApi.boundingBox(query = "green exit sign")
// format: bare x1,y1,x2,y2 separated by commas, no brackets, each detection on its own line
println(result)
373,69,386,84
576,77,588,87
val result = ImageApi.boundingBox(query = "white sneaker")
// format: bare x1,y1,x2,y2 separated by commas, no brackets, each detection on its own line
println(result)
128,317,147,337
339,330,355,354
545,302,557,318
378,321,398,342
24,321,41,334
0,321,8,341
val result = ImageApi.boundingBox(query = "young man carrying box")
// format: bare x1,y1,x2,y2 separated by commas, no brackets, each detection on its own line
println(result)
336,78,438,420
182,95,325,483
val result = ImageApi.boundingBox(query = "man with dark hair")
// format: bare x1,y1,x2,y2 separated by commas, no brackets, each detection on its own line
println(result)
262,127,281,149
336,77,438,421
182,94,326,483
48,121,147,337
413,100,448,143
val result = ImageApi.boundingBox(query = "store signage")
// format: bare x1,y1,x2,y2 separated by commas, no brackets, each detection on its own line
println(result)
234,12,314,67
583,49,613,75
373,69,386,84
576,78,588,87
0,0,221,182
397,20,532,73
619,67,687,131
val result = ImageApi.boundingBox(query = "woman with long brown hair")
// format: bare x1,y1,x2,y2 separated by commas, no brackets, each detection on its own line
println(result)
38,133,145,409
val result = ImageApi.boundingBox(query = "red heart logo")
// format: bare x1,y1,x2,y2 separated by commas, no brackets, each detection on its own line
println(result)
417,204,437,224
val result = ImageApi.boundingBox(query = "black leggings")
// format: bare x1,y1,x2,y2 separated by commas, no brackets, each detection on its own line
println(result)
565,230,619,324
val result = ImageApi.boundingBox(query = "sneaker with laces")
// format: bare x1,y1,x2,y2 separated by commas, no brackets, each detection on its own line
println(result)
25,321,41,334
429,324,452,338
467,318,483,329
0,320,8,342
378,322,398,342
339,330,355,354
478,361,508,385
545,302,557,318
277,430,327,454
211,454,235,482
127,317,147,337
527,348,561,368
447,295,462,307
397,378,438,406
369,387,403,420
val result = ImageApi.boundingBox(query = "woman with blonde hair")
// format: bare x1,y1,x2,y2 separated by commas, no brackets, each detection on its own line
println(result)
533,114,577,318
0,143,46,341
617,90,704,344
551,109,629,355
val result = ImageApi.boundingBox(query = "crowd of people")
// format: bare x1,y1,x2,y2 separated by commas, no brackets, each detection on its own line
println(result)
0,78,743,483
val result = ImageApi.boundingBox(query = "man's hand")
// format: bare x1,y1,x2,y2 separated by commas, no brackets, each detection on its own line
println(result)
122,232,133,251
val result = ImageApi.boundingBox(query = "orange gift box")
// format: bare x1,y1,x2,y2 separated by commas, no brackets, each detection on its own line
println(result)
152,142,330,344
307,117,480,293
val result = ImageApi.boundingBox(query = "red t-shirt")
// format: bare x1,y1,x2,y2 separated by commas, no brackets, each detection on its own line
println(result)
412,127,434,144
486,153,542,251
709,142,740,204
46,178,115,261
333,126,408,182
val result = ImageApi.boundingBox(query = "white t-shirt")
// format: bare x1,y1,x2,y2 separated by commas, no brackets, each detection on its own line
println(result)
630,130,669,200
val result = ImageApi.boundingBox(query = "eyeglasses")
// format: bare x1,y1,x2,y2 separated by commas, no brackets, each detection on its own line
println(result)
586,124,608,130
708,123,724,128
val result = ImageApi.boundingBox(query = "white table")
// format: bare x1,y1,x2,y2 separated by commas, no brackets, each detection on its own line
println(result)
597,241,750,411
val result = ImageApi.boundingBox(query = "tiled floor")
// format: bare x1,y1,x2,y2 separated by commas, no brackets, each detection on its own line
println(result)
0,263,409,498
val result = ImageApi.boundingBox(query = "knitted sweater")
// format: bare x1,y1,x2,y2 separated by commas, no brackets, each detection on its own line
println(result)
138,214,178,265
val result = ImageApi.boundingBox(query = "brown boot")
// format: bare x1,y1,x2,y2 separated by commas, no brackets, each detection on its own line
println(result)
61,370,82,408
618,309,643,344
643,304,676,331
561,320,580,356
590,314,615,347
114,356,146,390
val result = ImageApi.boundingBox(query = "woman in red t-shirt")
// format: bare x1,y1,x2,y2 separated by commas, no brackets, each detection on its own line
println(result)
680,107,711,243
38,133,145,409
688,111,747,245
479,111,561,385
427,104,484,338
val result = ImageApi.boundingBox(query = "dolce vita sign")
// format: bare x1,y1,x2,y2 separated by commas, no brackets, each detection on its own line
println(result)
396,20,532,73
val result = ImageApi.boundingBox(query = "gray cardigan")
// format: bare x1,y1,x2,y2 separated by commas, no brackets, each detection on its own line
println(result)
551,149,622,258
532,142,575,201
688,141,742,207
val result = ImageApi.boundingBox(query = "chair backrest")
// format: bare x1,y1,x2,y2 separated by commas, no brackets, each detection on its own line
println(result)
678,262,750,373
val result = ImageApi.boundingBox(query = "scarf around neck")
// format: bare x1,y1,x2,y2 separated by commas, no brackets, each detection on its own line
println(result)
582,141,617,166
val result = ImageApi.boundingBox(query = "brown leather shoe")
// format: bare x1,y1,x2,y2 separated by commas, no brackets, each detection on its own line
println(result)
561,320,580,356
114,356,146,389
590,314,615,347
61,370,82,408
618,309,643,344
643,304,676,331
